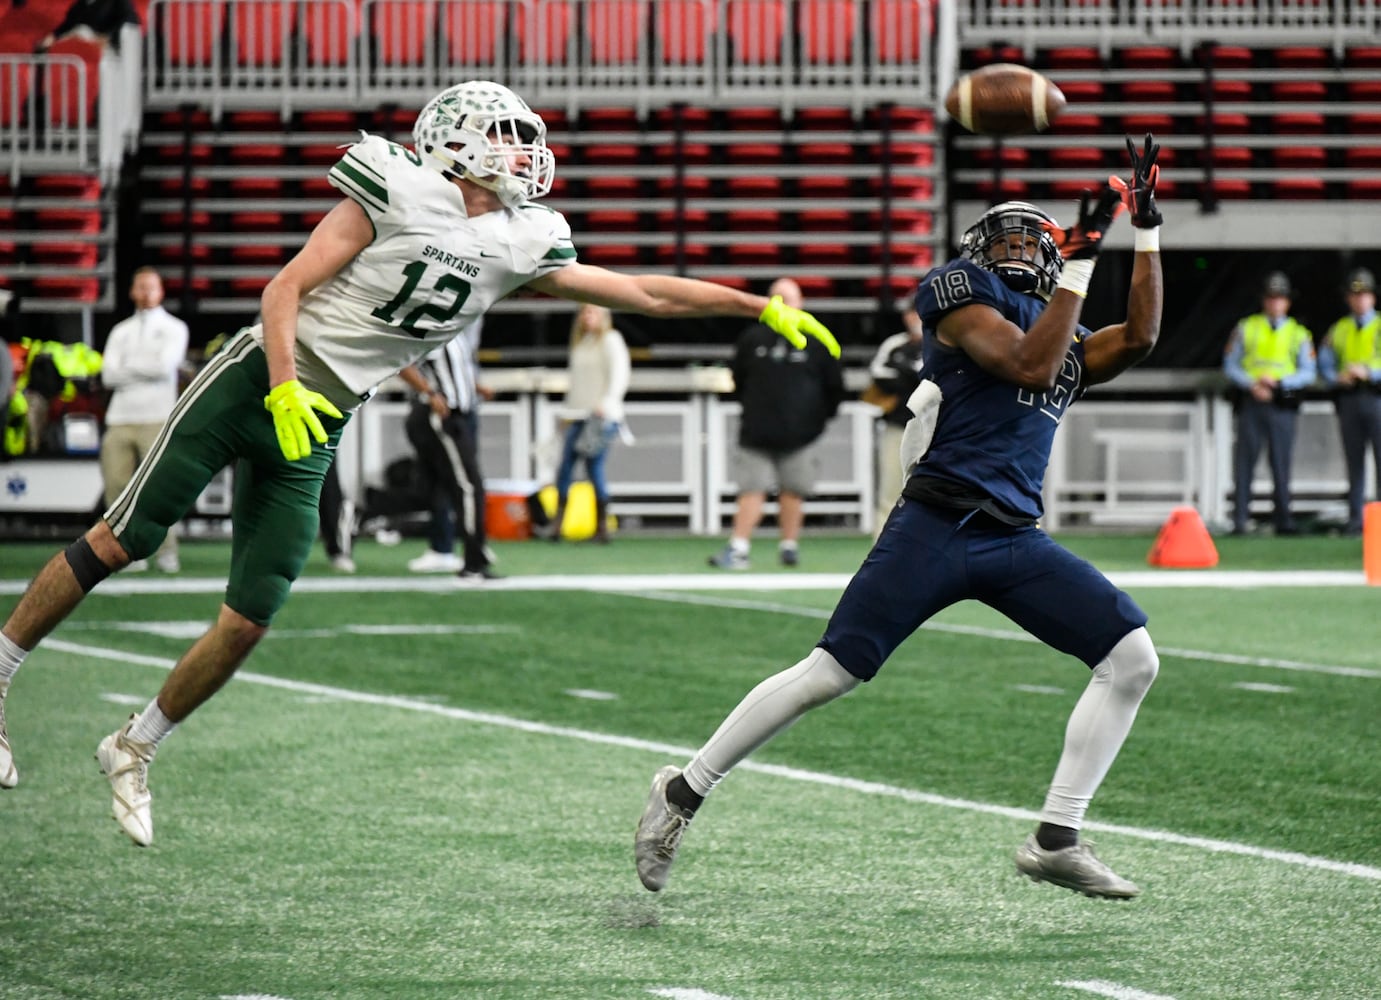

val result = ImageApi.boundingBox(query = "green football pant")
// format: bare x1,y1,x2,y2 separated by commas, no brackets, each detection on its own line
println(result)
103,332,351,625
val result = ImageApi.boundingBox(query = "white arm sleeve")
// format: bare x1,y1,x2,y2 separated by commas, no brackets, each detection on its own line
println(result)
898,380,942,479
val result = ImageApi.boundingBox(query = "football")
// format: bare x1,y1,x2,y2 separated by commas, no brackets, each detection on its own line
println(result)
943,63,1067,137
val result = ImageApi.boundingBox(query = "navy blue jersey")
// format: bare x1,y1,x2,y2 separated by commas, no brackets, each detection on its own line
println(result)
908,259,1090,522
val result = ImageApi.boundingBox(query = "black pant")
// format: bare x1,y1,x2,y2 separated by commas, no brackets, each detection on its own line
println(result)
404,402,489,570
1334,389,1381,530
1233,398,1298,532
318,461,352,559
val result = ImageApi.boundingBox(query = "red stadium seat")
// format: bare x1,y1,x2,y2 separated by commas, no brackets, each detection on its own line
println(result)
1056,79,1105,104
516,0,573,65
229,244,287,265
800,1,856,64
1122,80,1177,103
655,208,712,232
1345,179,1381,199
1048,147,1108,171
1049,113,1102,136
585,176,643,198
871,0,931,65
798,141,856,165
1344,146,1381,169
654,0,716,67
725,175,782,198
653,242,713,267
864,275,917,299
795,106,856,130
35,208,100,233
0,62,31,127
44,37,102,125
1273,146,1327,169
725,106,783,130
581,107,640,131
1272,80,1327,102
1119,46,1177,69
1122,113,1174,135
581,244,642,266
441,1,505,64
1273,113,1325,135
1205,179,1252,200
725,208,780,231
727,0,786,65
228,176,286,197
33,242,99,267
974,178,1029,201
587,1,646,65
1201,78,1253,102
725,142,784,165
33,174,99,198
652,141,713,164
1272,178,1326,199
1196,113,1252,135
655,174,712,197
790,276,834,298
1345,46,1381,68
1202,45,1253,69
229,211,285,231
583,210,642,231
302,0,359,68
1274,47,1330,69
1347,113,1381,135
31,277,100,301
232,0,295,66
727,242,782,265
973,145,1030,169
797,242,853,266
229,276,272,297
799,209,853,231
583,142,642,165
1045,46,1101,70
371,1,434,66
162,1,227,67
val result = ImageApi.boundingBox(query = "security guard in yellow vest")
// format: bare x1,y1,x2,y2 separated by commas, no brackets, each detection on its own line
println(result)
1318,267,1381,535
1223,271,1317,535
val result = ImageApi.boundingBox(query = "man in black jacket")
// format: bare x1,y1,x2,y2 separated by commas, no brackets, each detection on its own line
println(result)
710,278,845,569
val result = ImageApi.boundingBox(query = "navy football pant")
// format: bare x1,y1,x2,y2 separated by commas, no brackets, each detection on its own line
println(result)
820,498,1148,679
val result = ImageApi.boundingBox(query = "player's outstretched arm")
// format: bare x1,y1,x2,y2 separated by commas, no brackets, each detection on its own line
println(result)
1085,134,1165,385
529,263,840,358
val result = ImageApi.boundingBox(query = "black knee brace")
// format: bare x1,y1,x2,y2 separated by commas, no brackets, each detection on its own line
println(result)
63,537,113,593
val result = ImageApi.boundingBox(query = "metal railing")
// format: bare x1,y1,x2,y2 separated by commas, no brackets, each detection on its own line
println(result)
959,0,1381,58
142,0,945,119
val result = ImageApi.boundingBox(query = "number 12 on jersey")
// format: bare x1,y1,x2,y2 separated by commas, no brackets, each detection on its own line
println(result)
371,261,472,337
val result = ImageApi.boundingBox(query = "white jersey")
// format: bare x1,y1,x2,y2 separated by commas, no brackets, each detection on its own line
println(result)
248,133,576,408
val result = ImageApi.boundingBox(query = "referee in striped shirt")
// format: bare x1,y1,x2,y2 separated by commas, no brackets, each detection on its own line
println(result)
399,318,497,580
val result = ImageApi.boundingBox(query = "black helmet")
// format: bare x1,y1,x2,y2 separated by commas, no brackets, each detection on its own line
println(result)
959,201,1063,299
1346,268,1375,294
1262,271,1293,298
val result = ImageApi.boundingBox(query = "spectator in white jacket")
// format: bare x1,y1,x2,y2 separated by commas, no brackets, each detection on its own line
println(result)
99,267,189,572
543,304,631,543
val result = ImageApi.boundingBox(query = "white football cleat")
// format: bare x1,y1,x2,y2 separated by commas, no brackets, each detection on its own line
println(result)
95,716,155,847
1015,835,1140,899
408,549,462,573
0,682,17,789
635,765,695,891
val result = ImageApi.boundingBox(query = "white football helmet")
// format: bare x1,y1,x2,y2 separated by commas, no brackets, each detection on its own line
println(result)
413,81,555,207
959,201,1063,299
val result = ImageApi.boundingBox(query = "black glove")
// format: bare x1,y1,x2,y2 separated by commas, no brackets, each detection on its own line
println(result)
1110,133,1163,228
1041,184,1125,260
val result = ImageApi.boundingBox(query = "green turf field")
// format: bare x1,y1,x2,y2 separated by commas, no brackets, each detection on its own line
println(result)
0,533,1377,999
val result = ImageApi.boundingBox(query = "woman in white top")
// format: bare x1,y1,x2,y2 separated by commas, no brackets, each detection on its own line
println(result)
547,304,630,543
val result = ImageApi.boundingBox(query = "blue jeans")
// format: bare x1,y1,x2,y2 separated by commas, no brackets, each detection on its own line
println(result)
556,419,617,502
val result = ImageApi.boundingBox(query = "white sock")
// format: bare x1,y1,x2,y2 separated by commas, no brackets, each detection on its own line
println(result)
729,537,750,555
127,699,178,750
779,540,798,552
683,648,861,797
0,632,27,687
1040,627,1159,830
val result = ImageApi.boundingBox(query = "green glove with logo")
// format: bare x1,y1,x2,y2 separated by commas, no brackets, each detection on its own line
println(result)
264,379,342,461
760,295,841,359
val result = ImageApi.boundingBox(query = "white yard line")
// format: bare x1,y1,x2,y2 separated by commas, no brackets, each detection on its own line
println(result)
1058,980,1178,1000
37,636,1381,884
0,568,1367,599
629,590,1381,680
649,990,740,1000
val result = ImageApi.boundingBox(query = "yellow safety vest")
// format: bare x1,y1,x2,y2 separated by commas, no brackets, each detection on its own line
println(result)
1240,314,1311,380
1325,314,1381,370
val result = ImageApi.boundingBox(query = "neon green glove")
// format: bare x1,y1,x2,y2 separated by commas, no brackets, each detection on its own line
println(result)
263,379,342,461
759,295,841,359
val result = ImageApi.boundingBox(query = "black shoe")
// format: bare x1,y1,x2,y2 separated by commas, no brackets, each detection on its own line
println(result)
458,565,502,582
